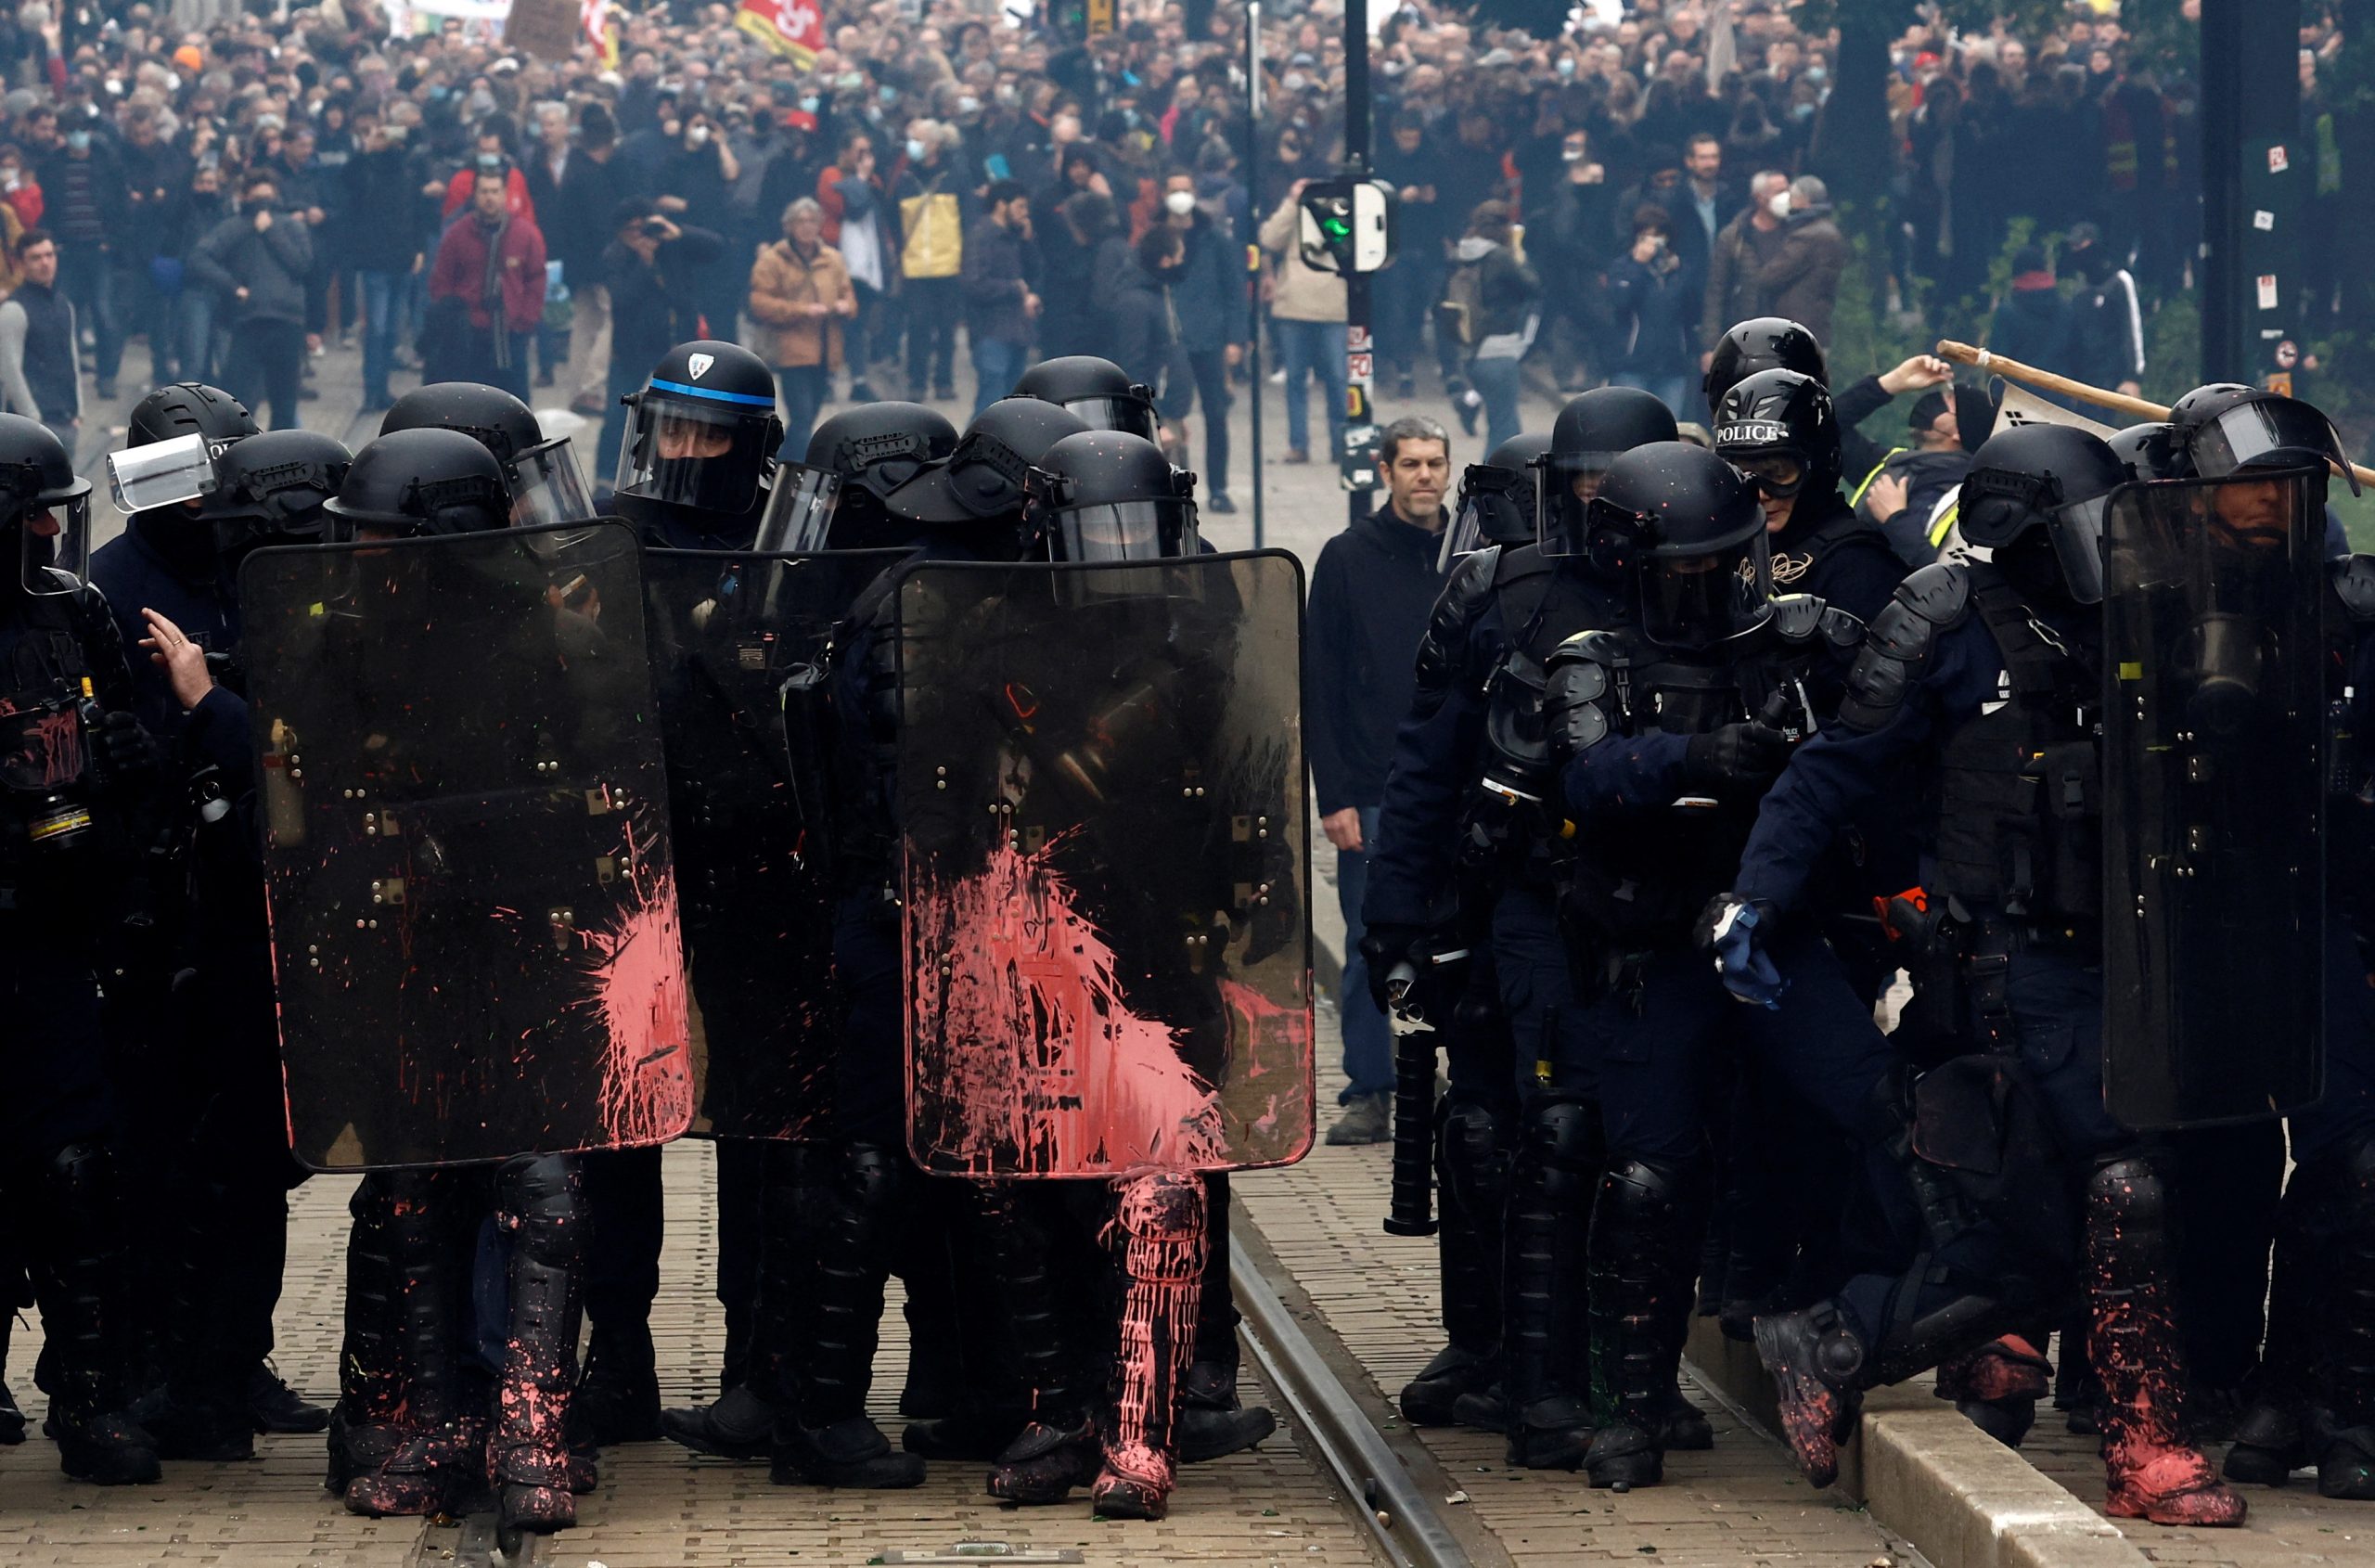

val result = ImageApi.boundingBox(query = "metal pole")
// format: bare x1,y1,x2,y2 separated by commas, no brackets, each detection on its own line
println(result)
1341,0,1374,527
1246,0,1265,549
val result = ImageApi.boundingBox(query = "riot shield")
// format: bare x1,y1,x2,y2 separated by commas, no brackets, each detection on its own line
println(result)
2101,469,2326,1129
894,551,1315,1177
239,521,694,1170
640,547,906,1138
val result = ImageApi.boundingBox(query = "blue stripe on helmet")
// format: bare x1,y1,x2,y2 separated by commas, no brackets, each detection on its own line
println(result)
648,377,777,408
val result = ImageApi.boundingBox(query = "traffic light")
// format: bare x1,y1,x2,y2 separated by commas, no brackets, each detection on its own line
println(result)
1298,179,1397,275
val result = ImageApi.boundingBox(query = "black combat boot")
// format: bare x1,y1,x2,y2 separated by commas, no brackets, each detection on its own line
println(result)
664,1144,813,1462
488,1157,586,1535
1175,1176,1276,1463
1582,1155,1708,1489
1497,1095,1599,1469
327,1176,407,1493
1401,1099,1508,1427
28,1142,159,1485
1090,1174,1208,1522
345,1173,475,1519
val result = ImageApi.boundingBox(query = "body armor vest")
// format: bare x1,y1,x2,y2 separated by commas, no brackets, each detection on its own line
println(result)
1467,550,1623,883
0,585,107,916
1929,572,2101,922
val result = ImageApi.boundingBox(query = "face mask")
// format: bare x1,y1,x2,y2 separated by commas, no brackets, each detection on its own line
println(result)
995,84,1018,106
1557,56,1575,77
878,84,899,105
65,130,90,151
1381,59,1403,76
957,94,979,115
905,136,926,161
466,89,494,115
1792,101,1817,121
1804,66,1827,84
838,71,862,91
1768,190,1793,217
800,94,819,112
687,123,710,146
1561,145,1585,162
1282,71,1306,92
1164,188,1195,215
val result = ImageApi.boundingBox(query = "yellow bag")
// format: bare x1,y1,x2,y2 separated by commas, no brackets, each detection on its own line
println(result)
899,189,961,279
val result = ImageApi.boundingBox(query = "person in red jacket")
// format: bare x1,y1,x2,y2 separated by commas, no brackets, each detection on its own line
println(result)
427,159,547,397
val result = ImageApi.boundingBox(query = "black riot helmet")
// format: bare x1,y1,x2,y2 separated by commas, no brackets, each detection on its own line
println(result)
1714,368,1842,510
615,340,785,519
2168,382,2358,495
756,401,959,553
1440,431,1549,568
207,429,352,558
1537,388,1679,564
127,380,259,453
1590,442,1772,651
381,380,596,529
1703,316,1829,415
0,414,92,597
108,381,263,518
1012,354,1158,441
1957,424,2129,605
324,428,512,539
2108,421,2184,482
1025,430,1198,560
887,396,1094,533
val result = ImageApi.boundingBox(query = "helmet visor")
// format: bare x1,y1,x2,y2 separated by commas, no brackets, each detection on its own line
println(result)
2192,399,2358,494
20,489,93,596
508,437,596,530
1441,463,1532,569
2047,490,2112,606
751,463,843,553
616,395,773,516
1733,451,1806,498
1047,499,1199,561
1639,532,1772,650
109,432,218,514
1061,392,1157,441
1535,454,1616,558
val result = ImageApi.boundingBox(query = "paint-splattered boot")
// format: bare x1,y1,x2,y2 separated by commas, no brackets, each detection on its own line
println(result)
1093,1174,1209,1522
2087,1158,2247,1527
488,1157,584,1535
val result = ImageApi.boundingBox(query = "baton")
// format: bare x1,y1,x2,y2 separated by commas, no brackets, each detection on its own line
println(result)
1935,339,2375,491
1382,946,1468,1239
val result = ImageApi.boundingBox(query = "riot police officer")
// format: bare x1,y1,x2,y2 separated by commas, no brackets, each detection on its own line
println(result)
133,428,352,1463
1434,432,1549,567
1533,441,1871,1490
1723,424,2251,1528
379,380,597,528
1011,354,1159,441
1704,316,1956,496
777,393,1094,1493
298,429,606,1536
1359,388,1677,1469
1712,368,1906,624
612,340,786,549
0,411,163,1484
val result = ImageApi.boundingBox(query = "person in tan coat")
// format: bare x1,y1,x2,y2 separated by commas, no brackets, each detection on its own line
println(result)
748,197,856,458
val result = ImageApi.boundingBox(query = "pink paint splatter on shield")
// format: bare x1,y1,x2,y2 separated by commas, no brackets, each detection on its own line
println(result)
907,839,1225,1176
582,823,693,1147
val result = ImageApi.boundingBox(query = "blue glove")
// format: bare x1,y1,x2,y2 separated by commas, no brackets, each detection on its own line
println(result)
1695,893,1787,1009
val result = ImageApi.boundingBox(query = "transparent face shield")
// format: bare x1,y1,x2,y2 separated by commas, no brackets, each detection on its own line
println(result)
751,463,843,553
2047,491,2112,605
507,437,595,530
1046,498,1200,561
2193,400,2359,495
1639,532,1773,651
1061,392,1158,441
1440,463,1534,570
615,395,774,516
108,432,220,514
1534,453,1618,558
19,490,94,595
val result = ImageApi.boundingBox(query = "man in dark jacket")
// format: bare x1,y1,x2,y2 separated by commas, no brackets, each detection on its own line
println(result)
344,110,424,412
1987,242,2074,398
596,198,722,484
1754,175,1852,346
556,106,627,414
1701,171,1790,353
2060,221,2144,396
1104,227,1188,431
1305,415,1455,1145
1162,170,1243,511
959,178,1038,414
35,108,127,398
187,171,313,430
118,105,188,385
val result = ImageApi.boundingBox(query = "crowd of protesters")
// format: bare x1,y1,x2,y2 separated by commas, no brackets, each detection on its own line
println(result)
0,0,2293,481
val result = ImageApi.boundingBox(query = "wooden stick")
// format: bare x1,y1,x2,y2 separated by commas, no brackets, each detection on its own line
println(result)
1933,340,2171,420
1935,339,2375,492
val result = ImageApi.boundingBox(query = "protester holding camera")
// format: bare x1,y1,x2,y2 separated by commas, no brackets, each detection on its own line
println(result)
597,196,721,482
1604,203,1699,418
345,107,425,415
186,169,313,431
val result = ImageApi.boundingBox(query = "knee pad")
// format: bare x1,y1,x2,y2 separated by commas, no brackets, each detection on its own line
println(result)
1110,1174,1209,1286
1437,1095,1510,1215
1521,1095,1604,1208
38,1140,116,1209
1597,1154,1701,1235
497,1155,584,1266
2086,1156,2167,1235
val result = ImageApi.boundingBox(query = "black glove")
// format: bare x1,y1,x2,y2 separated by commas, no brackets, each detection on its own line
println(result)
1359,922,1425,1015
1680,718,1791,794
95,709,159,778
